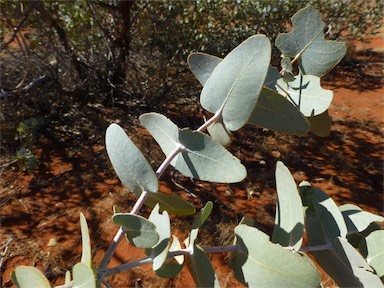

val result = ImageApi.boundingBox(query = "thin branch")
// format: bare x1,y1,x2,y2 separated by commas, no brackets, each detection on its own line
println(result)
0,1,38,51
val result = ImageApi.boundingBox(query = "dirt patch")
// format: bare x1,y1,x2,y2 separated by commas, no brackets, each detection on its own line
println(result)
1,36,383,287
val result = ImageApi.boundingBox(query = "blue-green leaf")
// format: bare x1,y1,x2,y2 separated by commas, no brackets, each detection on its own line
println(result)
177,129,246,182
207,119,233,147
231,225,320,287
73,262,96,288
146,204,171,271
188,245,220,288
299,182,347,245
275,5,346,76
189,201,213,247
11,266,52,288
106,123,158,197
201,35,271,131
307,110,331,137
155,236,184,278
139,113,179,158
112,213,159,248
188,52,222,86
359,230,384,278
272,161,304,250
276,75,333,117
248,88,310,135
312,237,383,287
339,204,384,234
144,193,196,216
80,213,92,268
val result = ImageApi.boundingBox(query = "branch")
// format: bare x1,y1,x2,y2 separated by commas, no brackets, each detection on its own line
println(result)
0,1,38,51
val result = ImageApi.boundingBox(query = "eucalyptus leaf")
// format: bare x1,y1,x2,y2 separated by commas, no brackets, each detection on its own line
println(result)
73,262,96,288
201,35,271,131
276,75,333,117
105,123,158,197
359,230,384,278
207,119,233,147
248,87,310,135
307,110,331,137
190,201,213,247
231,225,320,287
176,129,246,182
11,266,52,288
139,113,180,157
146,204,171,271
300,183,347,245
188,244,220,288
155,236,185,278
339,204,384,234
188,52,222,86
112,213,159,248
188,52,279,89
80,213,92,268
272,161,304,250
187,53,307,135
312,237,383,287
275,5,346,76
144,193,196,216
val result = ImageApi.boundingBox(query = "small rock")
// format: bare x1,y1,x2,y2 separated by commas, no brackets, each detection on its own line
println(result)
47,238,57,247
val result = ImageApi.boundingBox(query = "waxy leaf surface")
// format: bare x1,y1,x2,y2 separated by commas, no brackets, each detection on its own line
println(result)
73,262,96,288
112,213,159,248
359,230,384,278
188,53,308,135
80,213,92,268
272,161,304,250
277,75,333,117
311,237,383,287
177,129,246,182
11,266,52,288
155,236,184,278
139,113,179,157
201,35,271,131
300,183,347,245
339,204,384,234
106,123,158,197
188,245,220,288
275,5,346,76
248,88,310,135
144,193,196,216
146,205,171,271
231,225,320,287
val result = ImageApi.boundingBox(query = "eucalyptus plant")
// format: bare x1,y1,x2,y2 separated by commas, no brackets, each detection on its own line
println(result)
12,6,384,288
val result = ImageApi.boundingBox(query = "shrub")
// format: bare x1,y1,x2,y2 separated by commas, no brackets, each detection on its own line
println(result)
11,5,383,288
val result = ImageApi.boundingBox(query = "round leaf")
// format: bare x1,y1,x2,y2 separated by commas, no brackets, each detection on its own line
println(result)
248,88,310,135
144,193,196,216
231,225,320,287
106,123,158,197
139,113,180,157
276,75,333,117
201,35,271,131
176,129,246,182
112,213,159,248
73,262,96,288
359,230,384,277
275,5,346,76
11,266,52,288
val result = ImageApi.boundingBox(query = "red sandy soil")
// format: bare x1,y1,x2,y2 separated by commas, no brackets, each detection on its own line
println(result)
0,35,383,287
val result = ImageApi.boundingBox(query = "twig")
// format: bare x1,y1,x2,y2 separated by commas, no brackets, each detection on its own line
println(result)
0,1,38,51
